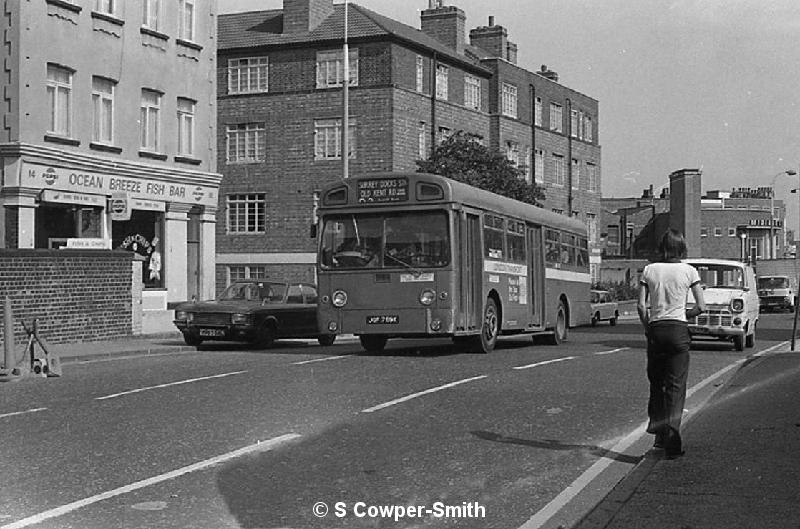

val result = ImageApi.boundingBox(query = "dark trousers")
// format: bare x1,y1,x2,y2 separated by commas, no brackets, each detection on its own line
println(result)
646,320,690,437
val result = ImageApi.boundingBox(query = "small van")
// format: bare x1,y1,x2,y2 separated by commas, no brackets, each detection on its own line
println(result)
684,258,759,352
757,275,795,313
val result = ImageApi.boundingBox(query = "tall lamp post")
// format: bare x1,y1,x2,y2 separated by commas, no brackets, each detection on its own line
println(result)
791,166,800,351
769,169,797,259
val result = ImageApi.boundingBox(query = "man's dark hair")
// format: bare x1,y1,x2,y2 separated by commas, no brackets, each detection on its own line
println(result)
658,228,687,261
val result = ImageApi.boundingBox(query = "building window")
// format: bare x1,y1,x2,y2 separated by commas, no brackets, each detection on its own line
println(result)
416,55,424,92
178,0,195,41
524,147,532,183
177,98,195,156
550,102,563,133
91,76,114,144
435,64,448,100
140,89,161,152
227,194,266,234
316,49,358,88
571,109,579,138
506,141,519,167
314,119,356,160
535,97,542,127
418,122,427,159
553,154,565,186
465,74,480,110
228,57,269,95
572,158,580,189
714,227,723,237
437,126,451,144
226,122,265,163
728,227,736,237
552,208,564,216
95,0,116,15
584,115,593,142
47,64,73,137
228,265,268,284
501,83,518,118
535,149,544,181
142,0,160,30
700,227,708,238
587,163,598,192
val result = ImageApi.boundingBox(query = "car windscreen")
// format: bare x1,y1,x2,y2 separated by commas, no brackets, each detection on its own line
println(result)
758,277,789,289
220,282,287,302
689,264,745,289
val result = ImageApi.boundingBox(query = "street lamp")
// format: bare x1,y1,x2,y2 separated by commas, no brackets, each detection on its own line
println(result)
740,232,747,262
770,169,797,259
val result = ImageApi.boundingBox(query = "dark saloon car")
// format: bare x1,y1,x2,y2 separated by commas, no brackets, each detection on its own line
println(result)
173,280,336,348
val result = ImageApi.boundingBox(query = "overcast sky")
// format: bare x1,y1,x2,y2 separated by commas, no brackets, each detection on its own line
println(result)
219,0,800,229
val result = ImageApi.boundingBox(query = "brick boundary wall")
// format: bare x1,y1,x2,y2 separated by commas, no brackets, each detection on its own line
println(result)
0,249,141,346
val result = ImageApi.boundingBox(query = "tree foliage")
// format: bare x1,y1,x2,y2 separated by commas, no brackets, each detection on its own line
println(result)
416,131,546,207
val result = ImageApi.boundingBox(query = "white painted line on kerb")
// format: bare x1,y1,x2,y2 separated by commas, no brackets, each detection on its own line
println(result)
95,370,248,401
513,356,576,370
292,355,350,365
593,347,630,356
0,407,48,420
0,433,301,529
361,375,487,413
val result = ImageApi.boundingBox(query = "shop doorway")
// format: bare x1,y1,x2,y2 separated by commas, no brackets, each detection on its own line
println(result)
112,210,164,289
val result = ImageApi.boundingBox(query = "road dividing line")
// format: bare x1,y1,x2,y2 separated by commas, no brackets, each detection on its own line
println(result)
0,407,47,420
361,375,487,413
513,356,576,370
593,347,630,356
0,433,301,529
95,370,248,401
292,355,350,365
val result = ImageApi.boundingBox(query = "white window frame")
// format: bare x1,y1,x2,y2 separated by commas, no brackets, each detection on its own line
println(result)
728,227,737,237
571,109,579,138
550,102,563,133
91,76,115,144
714,227,723,237
228,57,269,94
587,163,598,192
177,97,195,156
314,118,356,160
435,64,448,100
501,83,518,118
418,121,427,159
464,74,480,110
140,89,161,152
226,122,266,163
415,55,424,92
572,158,580,189
227,194,266,234
178,0,195,41
47,64,72,137
316,49,358,89
524,147,532,183
700,227,708,238
142,0,160,31
553,154,565,186
535,149,544,181
94,0,116,15
506,141,519,167
437,126,451,145
228,265,268,284
535,97,543,127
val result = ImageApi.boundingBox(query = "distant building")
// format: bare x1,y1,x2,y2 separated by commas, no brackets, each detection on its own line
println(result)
216,0,601,289
0,1,222,331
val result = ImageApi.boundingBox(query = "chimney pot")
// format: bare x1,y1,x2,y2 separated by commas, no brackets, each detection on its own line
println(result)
488,15,494,26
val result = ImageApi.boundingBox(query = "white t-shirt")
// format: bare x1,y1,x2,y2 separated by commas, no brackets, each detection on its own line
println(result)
640,262,701,323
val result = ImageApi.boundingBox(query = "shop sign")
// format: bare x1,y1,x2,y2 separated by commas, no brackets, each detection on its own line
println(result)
40,189,105,207
65,238,111,249
109,192,131,221
749,218,782,227
22,162,217,207
131,199,166,212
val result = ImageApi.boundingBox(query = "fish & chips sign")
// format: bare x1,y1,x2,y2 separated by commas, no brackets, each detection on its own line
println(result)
22,163,217,207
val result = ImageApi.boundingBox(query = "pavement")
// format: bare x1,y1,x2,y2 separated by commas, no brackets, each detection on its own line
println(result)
7,328,800,529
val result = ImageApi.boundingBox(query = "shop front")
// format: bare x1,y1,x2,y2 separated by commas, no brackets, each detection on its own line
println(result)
1,160,219,334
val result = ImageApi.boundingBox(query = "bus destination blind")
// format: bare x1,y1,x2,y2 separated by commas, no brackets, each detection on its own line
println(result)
357,178,409,203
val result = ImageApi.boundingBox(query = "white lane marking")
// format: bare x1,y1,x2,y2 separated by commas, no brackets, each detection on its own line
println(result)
513,356,576,370
0,433,301,529
593,347,630,356
752,340,790,357
292,355,350,365
361,375,487,413
95,370,248,401
0,407,48,420
517,356,752,529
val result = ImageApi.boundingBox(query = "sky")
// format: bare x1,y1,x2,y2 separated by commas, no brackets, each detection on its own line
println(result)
219,0,800,230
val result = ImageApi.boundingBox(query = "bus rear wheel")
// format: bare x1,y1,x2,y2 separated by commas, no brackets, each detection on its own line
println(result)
474,297,499,354
359,335,388,353
546,301,568,345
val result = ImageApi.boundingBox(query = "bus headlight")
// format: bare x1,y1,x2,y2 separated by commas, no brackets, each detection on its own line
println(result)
420,289,436,306
731,299,744,312
332,290,348,307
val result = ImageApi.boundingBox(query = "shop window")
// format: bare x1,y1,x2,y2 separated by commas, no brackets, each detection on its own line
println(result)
35,205,102,249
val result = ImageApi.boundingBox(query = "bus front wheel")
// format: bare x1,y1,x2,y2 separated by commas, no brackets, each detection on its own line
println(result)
474,297,499,354
360,335,388,353
546,301,568,345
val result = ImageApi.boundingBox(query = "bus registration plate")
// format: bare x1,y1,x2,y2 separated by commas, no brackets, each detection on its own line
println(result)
367,315,399,325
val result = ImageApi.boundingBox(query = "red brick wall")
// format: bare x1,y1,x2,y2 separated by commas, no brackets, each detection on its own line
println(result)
0,250,139,345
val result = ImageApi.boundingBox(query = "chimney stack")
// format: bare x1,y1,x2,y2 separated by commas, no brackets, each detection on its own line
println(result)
283,0,334,34
420,2,467,54
469,16,517,64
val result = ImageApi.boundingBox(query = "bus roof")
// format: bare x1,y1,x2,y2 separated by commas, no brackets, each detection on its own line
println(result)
319,172,587,235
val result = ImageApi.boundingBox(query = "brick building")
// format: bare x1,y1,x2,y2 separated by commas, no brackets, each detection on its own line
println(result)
0,0,221,332
216,0,601,289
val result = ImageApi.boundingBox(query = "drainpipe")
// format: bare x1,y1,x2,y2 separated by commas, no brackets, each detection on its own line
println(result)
566,98,573,215
530,84,536,184
430,52,438,157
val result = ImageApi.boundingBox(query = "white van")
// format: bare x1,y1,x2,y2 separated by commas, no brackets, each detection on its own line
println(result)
684,258,759,352
757,275,795,313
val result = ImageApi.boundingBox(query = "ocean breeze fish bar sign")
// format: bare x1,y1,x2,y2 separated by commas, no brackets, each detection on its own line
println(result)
22,162,217,207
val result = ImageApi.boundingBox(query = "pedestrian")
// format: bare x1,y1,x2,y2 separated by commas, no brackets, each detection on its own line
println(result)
637,228,706,459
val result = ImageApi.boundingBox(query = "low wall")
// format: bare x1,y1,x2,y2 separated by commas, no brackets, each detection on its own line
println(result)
0,249,141,346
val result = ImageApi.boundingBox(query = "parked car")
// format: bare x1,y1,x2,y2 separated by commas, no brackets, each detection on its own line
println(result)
684,258,759,352
590,289,619,326
757,275,796,313
173,280,336,348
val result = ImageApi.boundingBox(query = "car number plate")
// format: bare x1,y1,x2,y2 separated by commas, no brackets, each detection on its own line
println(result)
691,327,710,334
199,328,225,337
367,315,399,325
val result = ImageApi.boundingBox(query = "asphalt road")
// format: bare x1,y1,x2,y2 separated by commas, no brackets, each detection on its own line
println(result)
0,312,795,529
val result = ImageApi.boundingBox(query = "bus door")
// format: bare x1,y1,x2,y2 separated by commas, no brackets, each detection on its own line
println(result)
527,225,545,327
458,211,483,332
